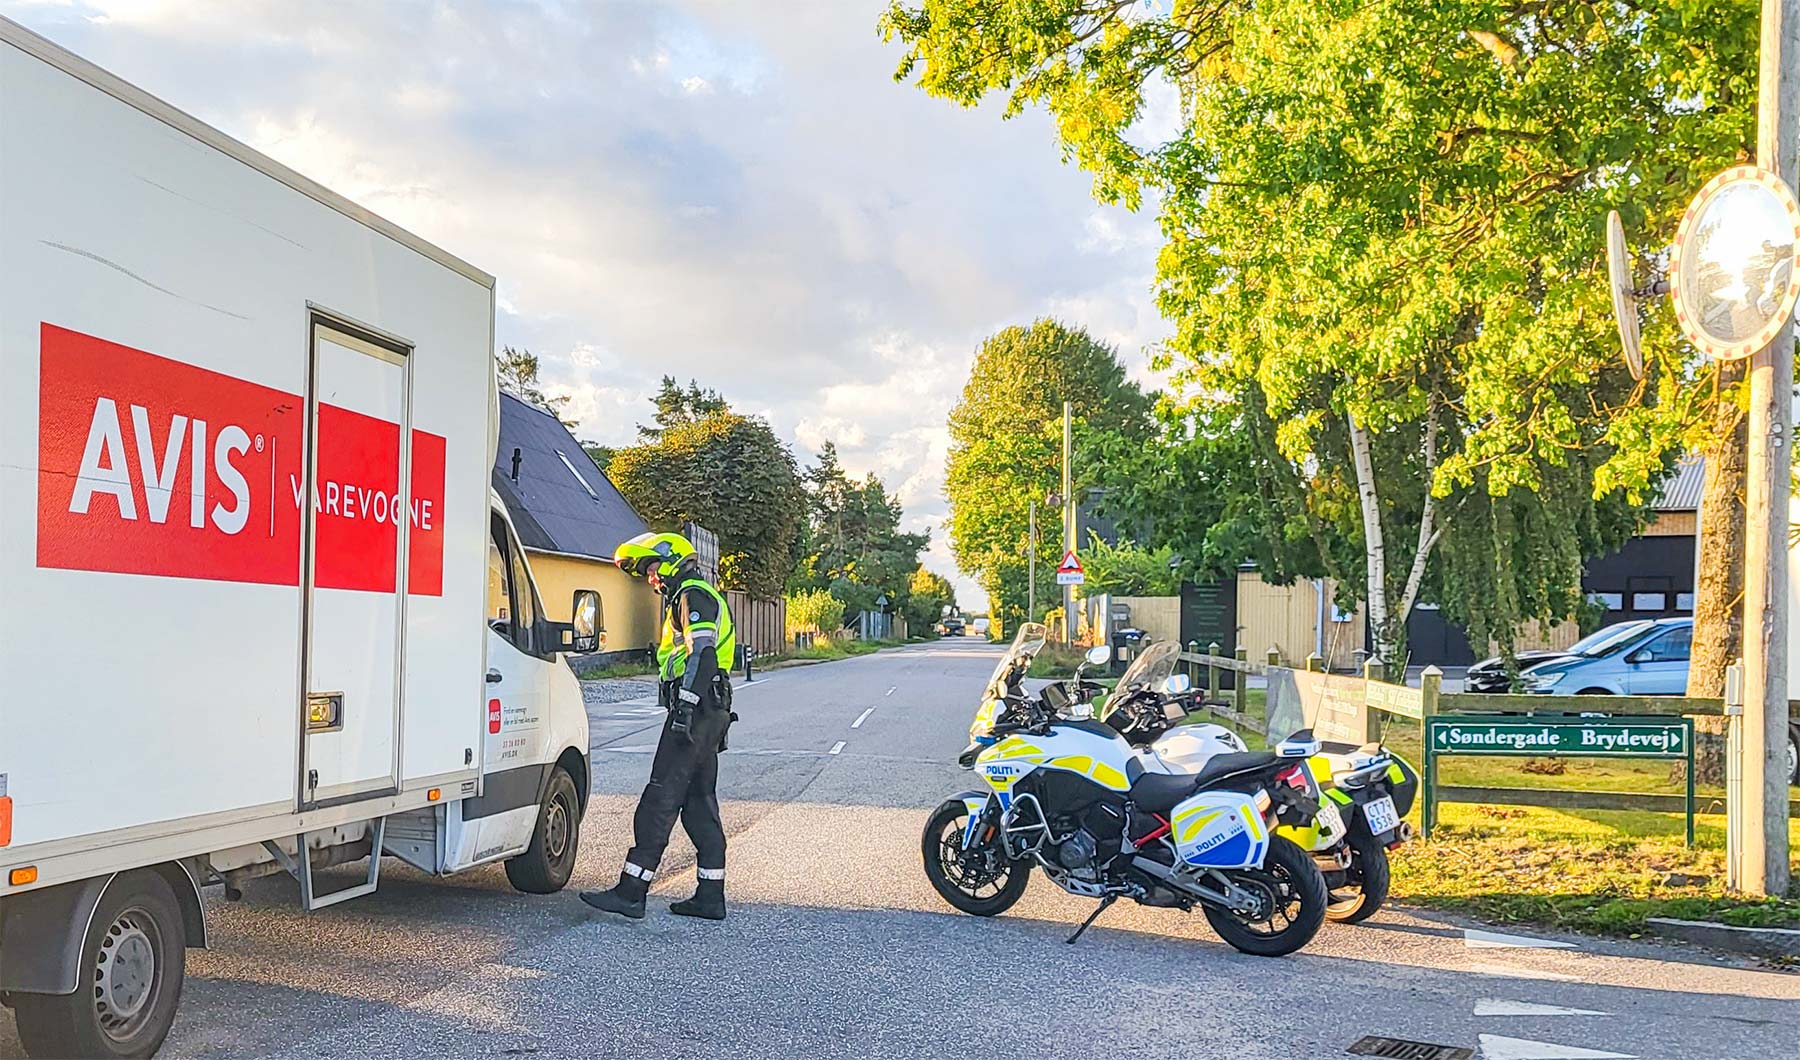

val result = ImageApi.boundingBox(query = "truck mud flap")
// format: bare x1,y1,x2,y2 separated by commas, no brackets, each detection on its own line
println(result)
0,862,205,995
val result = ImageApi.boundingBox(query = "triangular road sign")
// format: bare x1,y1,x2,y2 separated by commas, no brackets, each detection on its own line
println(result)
1057,550,1083,574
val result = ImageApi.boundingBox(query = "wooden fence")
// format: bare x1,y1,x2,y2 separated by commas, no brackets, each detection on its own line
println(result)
724,590,786,658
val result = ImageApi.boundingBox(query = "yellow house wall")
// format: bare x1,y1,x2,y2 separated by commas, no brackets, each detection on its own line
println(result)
524,551,659,654
1235,572,1366,670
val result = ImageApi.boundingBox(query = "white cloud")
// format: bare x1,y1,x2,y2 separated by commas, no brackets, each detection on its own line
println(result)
680,75,712,95
4,0,1167,607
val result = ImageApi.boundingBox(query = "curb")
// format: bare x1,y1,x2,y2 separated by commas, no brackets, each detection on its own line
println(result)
1646,916,1800,958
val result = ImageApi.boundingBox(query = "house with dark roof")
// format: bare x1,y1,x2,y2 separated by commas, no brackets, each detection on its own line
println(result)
493,391,657,658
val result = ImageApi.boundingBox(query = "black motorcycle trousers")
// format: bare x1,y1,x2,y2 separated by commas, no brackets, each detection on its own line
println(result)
622,698,728,882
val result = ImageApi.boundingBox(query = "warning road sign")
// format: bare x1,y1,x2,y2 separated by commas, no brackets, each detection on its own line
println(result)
1056,550,1084,586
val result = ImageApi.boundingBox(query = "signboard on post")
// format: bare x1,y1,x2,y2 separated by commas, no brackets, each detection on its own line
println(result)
1424,715,1696,845
1056,550,1085,586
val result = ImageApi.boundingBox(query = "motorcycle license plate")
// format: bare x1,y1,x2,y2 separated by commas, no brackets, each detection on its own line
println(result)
1363,795,1400,837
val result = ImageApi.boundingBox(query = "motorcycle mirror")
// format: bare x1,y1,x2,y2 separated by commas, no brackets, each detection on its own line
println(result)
1276,729,1321,758
1085,645,1111,667
1161,673,1192,695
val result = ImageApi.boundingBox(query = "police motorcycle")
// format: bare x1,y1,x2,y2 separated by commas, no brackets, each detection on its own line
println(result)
1097,641,1419,924
922,624,1330,957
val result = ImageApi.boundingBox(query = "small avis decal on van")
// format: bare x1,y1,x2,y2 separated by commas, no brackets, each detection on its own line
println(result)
35,324,447,595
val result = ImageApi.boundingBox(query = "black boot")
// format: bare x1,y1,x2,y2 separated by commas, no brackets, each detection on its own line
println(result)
670,877,726,921
580,872,648,919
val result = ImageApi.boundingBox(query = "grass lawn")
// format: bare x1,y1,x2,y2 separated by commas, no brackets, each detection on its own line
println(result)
772,637,904,663
1393,802,1800,934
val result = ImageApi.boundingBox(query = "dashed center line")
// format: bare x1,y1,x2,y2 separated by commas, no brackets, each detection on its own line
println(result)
851,707,875,729
884,686,896,697
829,740,846,755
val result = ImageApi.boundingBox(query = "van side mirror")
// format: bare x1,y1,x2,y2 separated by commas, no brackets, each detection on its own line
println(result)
559,589,602,654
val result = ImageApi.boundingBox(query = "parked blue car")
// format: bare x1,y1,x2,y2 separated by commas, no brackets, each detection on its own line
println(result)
1519,617,1692,696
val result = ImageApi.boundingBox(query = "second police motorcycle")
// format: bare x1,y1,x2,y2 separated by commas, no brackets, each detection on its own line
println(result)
1097,640,1420,923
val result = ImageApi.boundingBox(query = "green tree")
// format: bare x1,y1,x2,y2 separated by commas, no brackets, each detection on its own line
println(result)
885,0,1753,663
640,376,731,441
1080,532,1179,597
945,319,1150,633
497,346,575,428
903,566,958,635
793,442,929,616
608,411,805,598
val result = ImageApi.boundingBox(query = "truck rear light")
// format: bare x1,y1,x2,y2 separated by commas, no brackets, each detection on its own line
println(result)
0,793,10,847
8,866,35,887
427,788,441,802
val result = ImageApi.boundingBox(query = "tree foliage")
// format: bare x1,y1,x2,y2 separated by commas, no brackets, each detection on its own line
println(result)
785,587,848,636
640,376,731,441
945,319,1150,632
886,0,1755,660
904,566,959,634
1080,532,1179,597
791,442,930,616
497,346,576,428
608,406,804,599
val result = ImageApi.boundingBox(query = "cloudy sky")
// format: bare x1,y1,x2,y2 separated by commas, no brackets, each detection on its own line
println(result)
6,0,1167,604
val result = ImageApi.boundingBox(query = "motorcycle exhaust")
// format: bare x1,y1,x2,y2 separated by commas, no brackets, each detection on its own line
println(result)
1387,820,1416,849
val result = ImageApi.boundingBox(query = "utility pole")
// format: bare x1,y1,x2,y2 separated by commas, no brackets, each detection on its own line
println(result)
1739,0,1798,896
1028,500,1038,623
1061,401,1075,645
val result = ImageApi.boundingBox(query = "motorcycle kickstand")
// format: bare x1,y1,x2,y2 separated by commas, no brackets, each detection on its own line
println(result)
1066,894,1118,945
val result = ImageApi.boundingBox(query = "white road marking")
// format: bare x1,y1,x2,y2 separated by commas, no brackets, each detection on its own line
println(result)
1477,1034,1635,1059
884,686,896,697
1467,963,1580,982
851,707,875,729
1465,928,1577,950
603,744,659,753
1474,999,1607,1018
829,740,846,755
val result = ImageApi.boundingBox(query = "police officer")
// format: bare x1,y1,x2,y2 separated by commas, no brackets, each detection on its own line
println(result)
582,531,735,921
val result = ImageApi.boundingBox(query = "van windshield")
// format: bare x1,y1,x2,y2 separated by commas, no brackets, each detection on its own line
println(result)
1570,620,1655,658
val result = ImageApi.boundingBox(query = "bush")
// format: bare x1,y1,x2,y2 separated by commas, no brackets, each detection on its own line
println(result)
786,588,845,636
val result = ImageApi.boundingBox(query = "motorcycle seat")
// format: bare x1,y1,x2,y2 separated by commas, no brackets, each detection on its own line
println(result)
1128,750,1281,812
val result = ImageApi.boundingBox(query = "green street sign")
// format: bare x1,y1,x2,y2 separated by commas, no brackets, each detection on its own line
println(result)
1423,714,1696,847
1427,717,1689,758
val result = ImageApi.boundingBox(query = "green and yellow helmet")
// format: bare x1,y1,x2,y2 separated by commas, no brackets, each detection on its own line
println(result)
614,531,697,580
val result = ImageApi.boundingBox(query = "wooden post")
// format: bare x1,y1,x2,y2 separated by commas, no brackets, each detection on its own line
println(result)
1738,0,1799,896
1420,664,1442,752
1305,652,1324,673
1362,657,1386,743
1267,647,1283,670
1208,641,1222,702
1235,645,1249,718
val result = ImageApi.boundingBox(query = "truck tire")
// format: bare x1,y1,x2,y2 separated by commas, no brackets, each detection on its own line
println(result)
505,766,581,894
12,869,186,1060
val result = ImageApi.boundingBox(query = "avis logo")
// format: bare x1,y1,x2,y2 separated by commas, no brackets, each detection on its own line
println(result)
68,397,255,534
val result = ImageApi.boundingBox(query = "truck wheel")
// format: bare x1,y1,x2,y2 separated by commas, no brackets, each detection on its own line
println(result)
505,767,581,894
13,870,186,1060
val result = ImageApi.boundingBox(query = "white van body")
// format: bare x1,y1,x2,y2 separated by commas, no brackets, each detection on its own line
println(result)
0,17,593,1058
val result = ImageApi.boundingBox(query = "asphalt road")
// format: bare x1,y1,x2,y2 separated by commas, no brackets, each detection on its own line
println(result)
4,642,1796,1059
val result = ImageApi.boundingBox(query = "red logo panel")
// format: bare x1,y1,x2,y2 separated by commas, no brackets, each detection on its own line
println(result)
36,324,446,595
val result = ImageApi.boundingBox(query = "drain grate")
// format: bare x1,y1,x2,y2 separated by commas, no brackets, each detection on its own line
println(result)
1347,1035,1474,1060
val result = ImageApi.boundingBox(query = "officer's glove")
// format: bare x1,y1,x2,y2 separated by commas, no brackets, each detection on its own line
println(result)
670,701,694,741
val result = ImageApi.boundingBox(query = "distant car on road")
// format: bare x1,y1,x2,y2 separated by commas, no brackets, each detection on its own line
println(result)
969,617,990,638
939,617,966,637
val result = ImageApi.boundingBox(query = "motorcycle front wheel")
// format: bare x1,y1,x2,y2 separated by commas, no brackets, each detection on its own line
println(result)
1325,831,1390,924
1202,835,1327,957
921,799,1031,916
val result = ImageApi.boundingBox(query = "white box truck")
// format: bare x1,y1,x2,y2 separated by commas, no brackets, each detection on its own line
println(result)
0,18,600,1058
